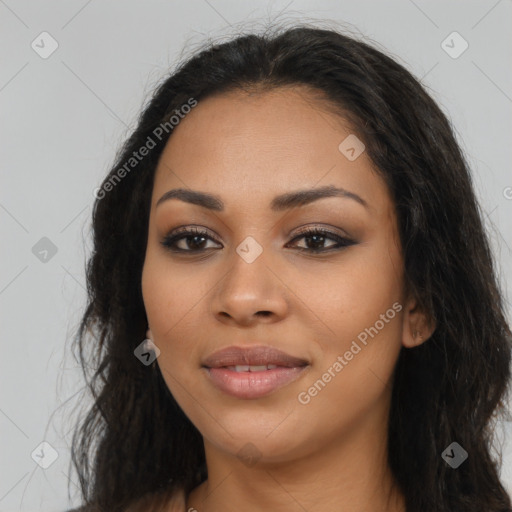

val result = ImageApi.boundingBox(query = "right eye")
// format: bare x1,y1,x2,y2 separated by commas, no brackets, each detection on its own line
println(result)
160,226,221,253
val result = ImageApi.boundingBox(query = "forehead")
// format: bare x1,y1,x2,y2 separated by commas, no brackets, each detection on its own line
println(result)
151,87,391,216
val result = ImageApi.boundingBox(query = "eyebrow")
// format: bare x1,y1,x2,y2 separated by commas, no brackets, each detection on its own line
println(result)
155,185,368,212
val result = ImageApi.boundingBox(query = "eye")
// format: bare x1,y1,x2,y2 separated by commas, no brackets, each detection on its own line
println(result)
161,226,220,252
160,225,356,254
286,226,356,253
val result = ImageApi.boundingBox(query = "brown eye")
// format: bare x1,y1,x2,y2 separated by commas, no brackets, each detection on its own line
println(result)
161,227,221,252
161,226,356,255
286,227,356,253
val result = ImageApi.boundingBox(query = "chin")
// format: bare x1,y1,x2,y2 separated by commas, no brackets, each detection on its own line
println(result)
202,416,314,463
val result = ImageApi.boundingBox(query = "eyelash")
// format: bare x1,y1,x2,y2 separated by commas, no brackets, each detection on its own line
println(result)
160,225,356,254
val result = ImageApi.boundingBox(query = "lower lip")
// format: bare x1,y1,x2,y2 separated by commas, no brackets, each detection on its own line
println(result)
204,366,308,399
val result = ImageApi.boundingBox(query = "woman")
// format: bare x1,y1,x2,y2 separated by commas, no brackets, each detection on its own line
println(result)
68,24,512,512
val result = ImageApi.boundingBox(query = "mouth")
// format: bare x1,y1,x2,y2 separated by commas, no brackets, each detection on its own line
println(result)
223,364,282,371
202,345,310,399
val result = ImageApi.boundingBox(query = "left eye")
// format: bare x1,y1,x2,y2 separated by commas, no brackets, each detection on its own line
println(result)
160,226,355,254
287,228,355,252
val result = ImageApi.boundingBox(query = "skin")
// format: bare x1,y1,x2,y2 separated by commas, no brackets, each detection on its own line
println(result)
141,86,435,512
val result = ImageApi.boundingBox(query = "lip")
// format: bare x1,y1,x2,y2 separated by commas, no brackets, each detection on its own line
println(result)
202,345,309,399
202,345,309,368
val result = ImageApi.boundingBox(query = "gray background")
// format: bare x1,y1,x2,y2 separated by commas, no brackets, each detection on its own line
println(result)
1,1,511,510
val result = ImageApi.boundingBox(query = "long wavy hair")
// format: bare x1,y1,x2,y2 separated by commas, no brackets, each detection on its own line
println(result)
68,23,512,512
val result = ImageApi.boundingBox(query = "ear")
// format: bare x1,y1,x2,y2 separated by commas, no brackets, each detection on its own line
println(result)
401,294,436,348
146,328,153,340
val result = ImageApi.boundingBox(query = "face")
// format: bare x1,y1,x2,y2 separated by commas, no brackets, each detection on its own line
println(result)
141,86,412,465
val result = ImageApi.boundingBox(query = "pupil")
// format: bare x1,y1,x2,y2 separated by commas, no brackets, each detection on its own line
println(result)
308,234,324,249
189,235,206,249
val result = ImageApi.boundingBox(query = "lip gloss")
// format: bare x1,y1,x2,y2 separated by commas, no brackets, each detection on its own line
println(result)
204,366,307,399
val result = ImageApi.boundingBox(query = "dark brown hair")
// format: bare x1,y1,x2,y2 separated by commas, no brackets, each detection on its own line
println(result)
68,23,512,512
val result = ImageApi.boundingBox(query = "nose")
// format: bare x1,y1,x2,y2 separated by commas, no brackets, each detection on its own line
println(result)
210,246,289,327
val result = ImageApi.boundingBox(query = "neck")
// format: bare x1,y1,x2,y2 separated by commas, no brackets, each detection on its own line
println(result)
186,409,405,512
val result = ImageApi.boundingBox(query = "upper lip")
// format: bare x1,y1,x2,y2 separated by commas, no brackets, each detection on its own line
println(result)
202,345,309,368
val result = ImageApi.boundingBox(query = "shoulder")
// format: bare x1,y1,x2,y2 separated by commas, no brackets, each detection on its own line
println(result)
64,487,187,512
130,487,187,511
158,489,187,512
164,487,187,511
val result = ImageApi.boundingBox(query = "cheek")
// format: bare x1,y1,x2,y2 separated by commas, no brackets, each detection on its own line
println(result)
337,229,402,323
141,252,211,399
296,305,403,442
141,251,211,336
293,246,402,348
296,233,403,398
